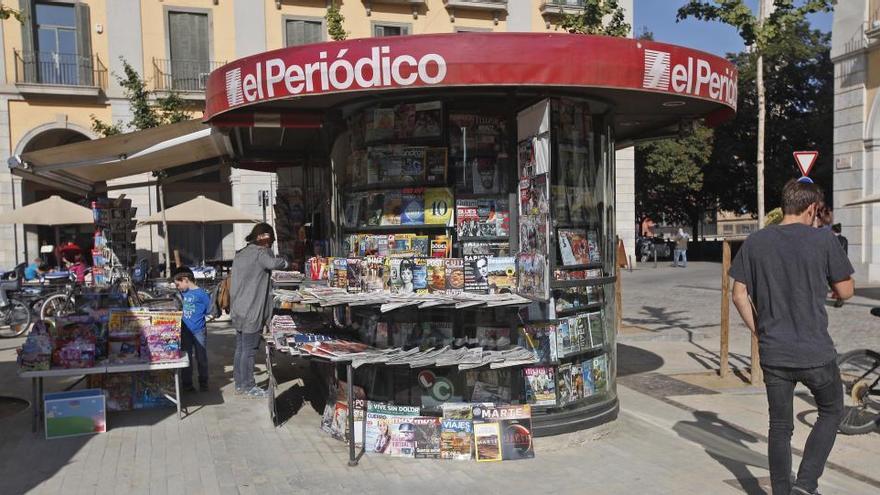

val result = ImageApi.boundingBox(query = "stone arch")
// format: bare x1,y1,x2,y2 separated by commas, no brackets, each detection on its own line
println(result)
14,121,97,156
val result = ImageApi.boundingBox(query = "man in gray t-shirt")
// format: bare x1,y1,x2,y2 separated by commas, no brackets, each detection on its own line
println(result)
729,178,854,495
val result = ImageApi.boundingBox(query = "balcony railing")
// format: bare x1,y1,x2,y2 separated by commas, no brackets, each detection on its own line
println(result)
153,58,226,93
541,0,586,16
13,50,107,90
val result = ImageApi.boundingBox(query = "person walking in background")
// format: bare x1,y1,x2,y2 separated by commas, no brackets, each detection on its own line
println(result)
673,228,690,267
831,223,849,308
729,179,854,495
230,223,288,399
173,267,212,392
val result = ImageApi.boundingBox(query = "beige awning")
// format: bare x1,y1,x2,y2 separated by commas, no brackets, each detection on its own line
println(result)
845,194,880,206
0,195,93,226
8,120,228,195
138,195,259,225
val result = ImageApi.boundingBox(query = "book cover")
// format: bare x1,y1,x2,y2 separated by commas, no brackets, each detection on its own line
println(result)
457,199,510,238
587,230,602,263
401,189,425,225
464,255,490,293
445,258,465,294
425,147,448,183
411,236,430,257
571,362,584,402
486,256,516,294
427,258,446,293
401,147,426,182
558,228,590,266
380,192,402,226
519,323,558,363
582,358,597,397
557,363,573,404
412,416,442,459
473,422,502,462
523,366,557,406
588,311,604,348
440,419,473,460
424,187,454,226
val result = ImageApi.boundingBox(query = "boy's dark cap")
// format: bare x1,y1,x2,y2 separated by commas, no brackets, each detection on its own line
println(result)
172,267,195,281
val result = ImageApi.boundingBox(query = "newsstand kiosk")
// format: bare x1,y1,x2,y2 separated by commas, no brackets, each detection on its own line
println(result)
203,33,737,441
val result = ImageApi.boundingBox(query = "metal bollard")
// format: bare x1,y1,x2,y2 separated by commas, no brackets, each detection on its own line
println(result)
653,249,657,268
628,255,633,272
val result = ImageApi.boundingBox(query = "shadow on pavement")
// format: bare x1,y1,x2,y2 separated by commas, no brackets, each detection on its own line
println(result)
623,305,717,334
617,343,664,377
673,410,769,495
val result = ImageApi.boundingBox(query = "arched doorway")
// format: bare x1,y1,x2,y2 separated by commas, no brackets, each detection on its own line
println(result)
16,125,94,266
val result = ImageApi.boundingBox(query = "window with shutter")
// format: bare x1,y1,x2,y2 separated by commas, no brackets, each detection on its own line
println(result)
285,19,322,47
168,11,210,91
373,24,409,37
32,1,79,85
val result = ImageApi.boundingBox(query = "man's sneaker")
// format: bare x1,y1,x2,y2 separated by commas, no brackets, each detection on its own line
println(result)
790,486,820,495
243,386,268,399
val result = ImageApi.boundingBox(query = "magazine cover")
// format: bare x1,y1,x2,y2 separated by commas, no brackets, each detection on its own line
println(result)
473,158,500,194
558,363,573,404
587,230,602,263
364,402,420,455
523,366,557,406
464,255,490,293
366,193,385,226
583,358,597,397
456,200,480,238
423,321,454,348
401,147,426,181
519,215,549,255
423,187,454,226
486,256,516,294
412,235,429,256
571,362,584,402
592,354,608,393
554,318,574,358
473,404,534,461
362,256,386,292
431,235,451,258
412,101,443,138
343,194,361,228
519,174,549,217
401,189,425,225
457,199,510,238
440,419,473,460
414,258,429,294
427,258,446,293
516,252,549,301
588,311,604,348
346,258,363,294
558,228,590,266
519,323,558,363
577,314,592,350
380,192,402,226
413,416,442,459
462,241,511,257
517,137,536,179
445,257,465,294
425,147,448,183
468,369,511,402
366,107,395,142
475,326,511,351
473,422,502,462
331,258,348,289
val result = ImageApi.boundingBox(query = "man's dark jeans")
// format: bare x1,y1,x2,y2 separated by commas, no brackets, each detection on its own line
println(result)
233,331,263,391
762,360,843,495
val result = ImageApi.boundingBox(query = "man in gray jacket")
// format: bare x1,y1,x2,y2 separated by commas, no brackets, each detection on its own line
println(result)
230,223,288,398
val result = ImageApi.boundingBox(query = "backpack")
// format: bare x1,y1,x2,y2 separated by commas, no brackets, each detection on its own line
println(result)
208,283,223,319
217,276,231,315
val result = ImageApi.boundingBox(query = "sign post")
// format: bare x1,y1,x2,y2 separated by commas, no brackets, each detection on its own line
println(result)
793,151,819,178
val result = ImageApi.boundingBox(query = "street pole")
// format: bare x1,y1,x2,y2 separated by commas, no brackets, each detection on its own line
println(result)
259,190,268,223
756,0,768,230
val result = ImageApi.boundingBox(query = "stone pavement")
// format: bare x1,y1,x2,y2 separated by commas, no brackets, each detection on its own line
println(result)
0,261,877,494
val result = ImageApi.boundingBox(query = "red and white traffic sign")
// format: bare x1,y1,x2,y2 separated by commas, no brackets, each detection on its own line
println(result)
793,151,819,177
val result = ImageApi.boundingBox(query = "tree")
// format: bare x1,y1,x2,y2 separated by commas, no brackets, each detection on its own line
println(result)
635,124,714,235
677,0,835,228
326,3,347,41
559,0,630,37
707,19,833,215
90,59,190,137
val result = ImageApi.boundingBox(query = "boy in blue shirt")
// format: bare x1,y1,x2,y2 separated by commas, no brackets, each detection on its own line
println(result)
173,268,212,392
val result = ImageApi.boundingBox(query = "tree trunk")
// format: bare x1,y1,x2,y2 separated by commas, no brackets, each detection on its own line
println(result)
756,0,767,229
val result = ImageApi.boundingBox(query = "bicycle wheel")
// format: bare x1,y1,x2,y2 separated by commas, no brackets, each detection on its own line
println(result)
40,293,74,320
0,300,32,338
838,349,880,435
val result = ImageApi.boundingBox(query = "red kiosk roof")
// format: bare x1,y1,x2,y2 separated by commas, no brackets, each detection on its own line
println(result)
204,33,737,140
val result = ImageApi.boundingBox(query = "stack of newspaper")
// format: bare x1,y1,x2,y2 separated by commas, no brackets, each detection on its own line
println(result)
276,287,533,312
271,270,305,284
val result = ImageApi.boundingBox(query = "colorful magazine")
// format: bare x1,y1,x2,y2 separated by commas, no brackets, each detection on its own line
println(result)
582,358,597,397
486,256,516,294
440,418,473,460
380,192,402,226
413,416,442,459
456,198,511,238
588,311,604,348
474,405,534,461
401,189,425,225
519,323,558,363
427,258,446,293
423,188,454,226
571,362,584,402
473,422,502,462
592,354,608,393
364,402,420,455
445,258,465,294
523,366,557,406
464,255,490,293
401,147,426,182
587,230,602,263
516,252,549,301
558,228,591,266
558,363,573,404
411,236,430,257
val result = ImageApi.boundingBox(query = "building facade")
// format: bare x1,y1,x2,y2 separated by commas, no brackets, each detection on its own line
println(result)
833,0,880,282
0,0,634,268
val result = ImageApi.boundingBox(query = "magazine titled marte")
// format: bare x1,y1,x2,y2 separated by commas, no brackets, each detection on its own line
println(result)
473,404,534,460
473,422,502,462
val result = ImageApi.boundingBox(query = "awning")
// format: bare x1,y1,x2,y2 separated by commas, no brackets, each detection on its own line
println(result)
8,119,229,195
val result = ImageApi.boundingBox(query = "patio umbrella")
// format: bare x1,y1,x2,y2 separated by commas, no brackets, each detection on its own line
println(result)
139,195,259,265
0,195,94,254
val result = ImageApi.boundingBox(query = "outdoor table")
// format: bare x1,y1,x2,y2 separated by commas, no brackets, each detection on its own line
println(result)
19,356,189,433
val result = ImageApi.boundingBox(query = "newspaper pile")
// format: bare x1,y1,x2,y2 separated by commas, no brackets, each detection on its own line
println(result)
269,314,335,350
271,270,305,284
279,287,533,312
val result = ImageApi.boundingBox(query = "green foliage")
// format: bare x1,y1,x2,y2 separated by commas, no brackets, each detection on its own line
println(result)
635,124,714,228
764,207,783,225
326,3,347,41
709,20,833,212
0,5,23,22
90,59,191,137
559,0,631,37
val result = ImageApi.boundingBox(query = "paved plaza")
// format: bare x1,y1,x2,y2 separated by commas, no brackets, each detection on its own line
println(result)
1,262,878,494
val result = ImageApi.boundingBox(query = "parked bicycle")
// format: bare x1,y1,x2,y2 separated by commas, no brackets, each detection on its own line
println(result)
0,263,32,338
838,346,880,435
